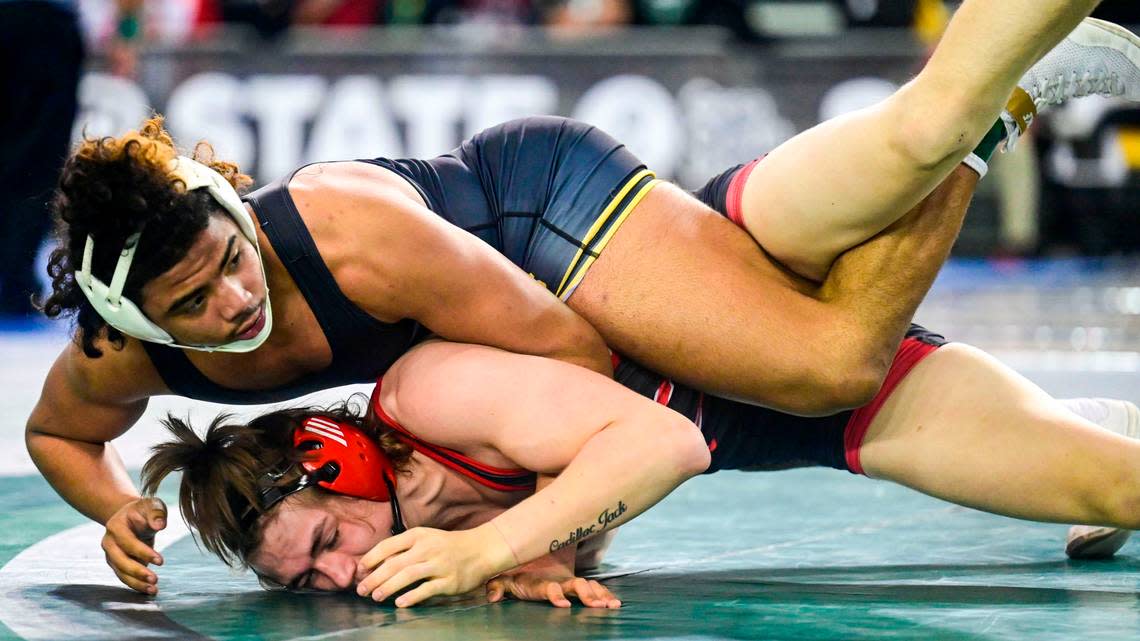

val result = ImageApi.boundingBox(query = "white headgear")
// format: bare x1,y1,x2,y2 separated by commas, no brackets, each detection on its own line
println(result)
73,156,273,353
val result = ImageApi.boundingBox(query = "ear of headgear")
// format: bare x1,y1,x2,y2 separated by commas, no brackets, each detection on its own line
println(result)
73,156,273,353
293,416,398,501
248,416,406,535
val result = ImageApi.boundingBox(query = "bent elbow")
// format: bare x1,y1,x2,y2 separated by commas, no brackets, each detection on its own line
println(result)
24,421,46,455
661,415,711,478
24,427,55,476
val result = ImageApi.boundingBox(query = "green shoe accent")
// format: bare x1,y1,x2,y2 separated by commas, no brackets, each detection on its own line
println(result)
971,119,1007,163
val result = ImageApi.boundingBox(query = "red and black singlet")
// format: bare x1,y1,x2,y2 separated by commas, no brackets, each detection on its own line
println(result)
370,380,536,493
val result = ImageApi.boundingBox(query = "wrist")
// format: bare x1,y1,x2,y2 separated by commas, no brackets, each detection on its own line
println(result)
479,521,521,577
97,496,141,526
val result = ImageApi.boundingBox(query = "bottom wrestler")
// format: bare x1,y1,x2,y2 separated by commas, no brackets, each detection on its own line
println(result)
141,331,1140,608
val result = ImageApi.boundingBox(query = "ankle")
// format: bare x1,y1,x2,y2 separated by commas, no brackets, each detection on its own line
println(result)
889,83,993,169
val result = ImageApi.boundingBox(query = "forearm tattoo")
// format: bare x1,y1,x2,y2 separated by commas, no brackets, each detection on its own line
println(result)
549,500,628,553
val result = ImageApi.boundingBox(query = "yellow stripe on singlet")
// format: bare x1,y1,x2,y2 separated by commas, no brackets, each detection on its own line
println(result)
554,169,655,297
557,176,661,300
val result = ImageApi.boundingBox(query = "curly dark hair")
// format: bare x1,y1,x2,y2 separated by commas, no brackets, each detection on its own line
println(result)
140,395,414,570
39,116,254,357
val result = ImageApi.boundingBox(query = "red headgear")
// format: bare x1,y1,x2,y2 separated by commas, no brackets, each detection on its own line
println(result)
246,415,407,536
293,416,398,501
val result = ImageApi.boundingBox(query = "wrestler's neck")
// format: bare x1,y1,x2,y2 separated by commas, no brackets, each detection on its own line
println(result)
251,216,307,347
394,453,515,533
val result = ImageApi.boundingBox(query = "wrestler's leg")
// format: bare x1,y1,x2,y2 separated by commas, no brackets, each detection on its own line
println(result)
1059,398,1139,558
740,1,1103,279
569,166,977,415
858,344,1140,528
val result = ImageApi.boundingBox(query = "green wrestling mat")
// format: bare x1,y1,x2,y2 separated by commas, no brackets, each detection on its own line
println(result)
3,468,1138,641
3,260,1139,640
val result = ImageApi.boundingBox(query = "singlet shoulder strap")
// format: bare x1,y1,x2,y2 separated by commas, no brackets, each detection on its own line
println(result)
140,340,321,405
242,165,425,382
243,168,400,357
357,158,436,211
138,165,426,405
371,379,536,492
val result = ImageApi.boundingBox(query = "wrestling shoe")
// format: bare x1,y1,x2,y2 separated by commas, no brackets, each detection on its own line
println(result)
1004,18,1140,151
1061,398,1140,560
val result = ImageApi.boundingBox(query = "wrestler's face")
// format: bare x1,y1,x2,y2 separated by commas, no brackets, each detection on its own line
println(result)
248,493,393,592
140,213,267,347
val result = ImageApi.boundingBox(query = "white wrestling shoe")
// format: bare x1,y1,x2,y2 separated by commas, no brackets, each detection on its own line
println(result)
1004,18,1140,151
1066,526,1134,560
1061,398,1140,560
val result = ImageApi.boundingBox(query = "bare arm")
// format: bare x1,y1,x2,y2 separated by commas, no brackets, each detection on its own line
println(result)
357,341,710,604
25,342,159,523
521,475,618,574
485,473,622,608
292,165,613,377
388,342,710,558
26,340,171,594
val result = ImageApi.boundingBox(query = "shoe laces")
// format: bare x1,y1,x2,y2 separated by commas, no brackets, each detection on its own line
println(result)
1033,69,1124,107
1001,112,1023,153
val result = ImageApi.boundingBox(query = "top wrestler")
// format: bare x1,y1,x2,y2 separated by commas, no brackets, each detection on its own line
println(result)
25,4,1140,595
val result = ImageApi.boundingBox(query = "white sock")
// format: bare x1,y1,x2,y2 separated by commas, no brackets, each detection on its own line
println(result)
962,152,989,179
999,110,1024,153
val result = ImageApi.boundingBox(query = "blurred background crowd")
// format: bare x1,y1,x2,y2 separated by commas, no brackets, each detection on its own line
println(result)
51,0,1140,54
3,0,1140,320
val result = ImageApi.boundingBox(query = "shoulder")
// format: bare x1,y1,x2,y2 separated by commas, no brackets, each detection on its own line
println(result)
379,339,683,476
376,341,506,454
381,340,614,440
28,336,166,443
282,161,440,322
388,340,554,390
59,336,168,405
286,161,425,227
381,341,509,425
287,161,431,254
382,341,497,408
284,161,502,325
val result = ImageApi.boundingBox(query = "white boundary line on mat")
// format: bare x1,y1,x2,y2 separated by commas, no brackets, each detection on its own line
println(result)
0,515,191,641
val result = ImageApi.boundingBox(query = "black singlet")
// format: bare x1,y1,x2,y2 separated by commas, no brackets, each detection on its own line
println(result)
141,173,427,405
140,116,645,404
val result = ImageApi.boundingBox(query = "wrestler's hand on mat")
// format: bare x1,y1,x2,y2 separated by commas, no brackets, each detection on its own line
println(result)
356,525,516,607
486,571,621,608
102,497,167,595
484,545,620,608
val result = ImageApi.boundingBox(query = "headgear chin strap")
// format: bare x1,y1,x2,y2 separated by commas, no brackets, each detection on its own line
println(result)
248,416,407,536
73,155,273,353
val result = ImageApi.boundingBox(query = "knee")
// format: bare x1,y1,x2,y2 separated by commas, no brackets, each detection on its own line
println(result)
1098,480,1140,530
820,365,887,413
763,334,892,416
784,362,886,417
817,330,893,412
